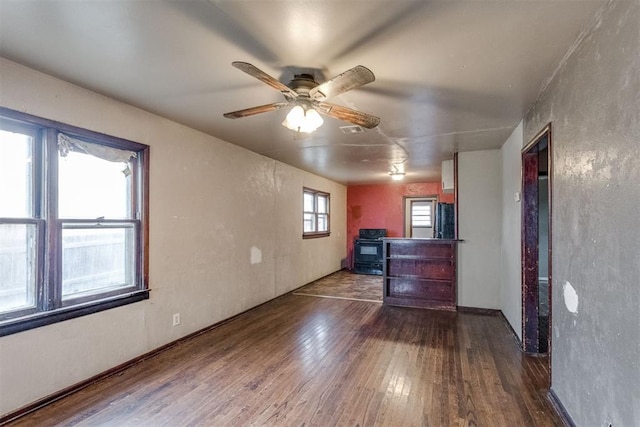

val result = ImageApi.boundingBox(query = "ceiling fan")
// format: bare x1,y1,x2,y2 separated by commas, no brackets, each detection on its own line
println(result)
223,62,380,133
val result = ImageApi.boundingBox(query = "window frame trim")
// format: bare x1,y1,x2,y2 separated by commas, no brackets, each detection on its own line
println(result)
0,106,150,337
0,291,150,337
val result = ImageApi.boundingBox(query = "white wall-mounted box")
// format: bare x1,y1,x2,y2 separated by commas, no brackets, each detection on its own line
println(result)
442,159,454,194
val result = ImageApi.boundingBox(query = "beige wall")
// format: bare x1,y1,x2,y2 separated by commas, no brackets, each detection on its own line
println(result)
0,58,346,416
457,150,502,309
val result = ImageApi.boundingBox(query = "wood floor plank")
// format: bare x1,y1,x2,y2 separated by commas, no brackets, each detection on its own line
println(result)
6,281,561,427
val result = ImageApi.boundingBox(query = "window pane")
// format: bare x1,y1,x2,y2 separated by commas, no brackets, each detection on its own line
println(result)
0,129,33,218
62,226,135,299
0,223,37,312
317,214,328,232
303,192,315,212
303,213,316,232
317,195,328,214
412,202,432,227
59,149,130,219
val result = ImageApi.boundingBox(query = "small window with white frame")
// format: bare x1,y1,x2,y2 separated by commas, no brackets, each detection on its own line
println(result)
411,201,433,227
303,188,330,238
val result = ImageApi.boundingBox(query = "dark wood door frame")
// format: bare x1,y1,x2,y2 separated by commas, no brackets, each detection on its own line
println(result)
521,123,553,356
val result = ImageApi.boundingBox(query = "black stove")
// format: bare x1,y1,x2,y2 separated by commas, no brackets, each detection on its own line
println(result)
353,228,386,275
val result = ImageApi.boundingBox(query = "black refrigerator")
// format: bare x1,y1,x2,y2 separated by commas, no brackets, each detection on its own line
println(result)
436,203,455,239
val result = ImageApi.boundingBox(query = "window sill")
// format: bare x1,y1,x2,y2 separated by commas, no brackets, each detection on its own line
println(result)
0,290,149,337
303,232,331,239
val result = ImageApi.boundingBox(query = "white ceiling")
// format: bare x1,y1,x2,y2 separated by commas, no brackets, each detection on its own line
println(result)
0,0,605,184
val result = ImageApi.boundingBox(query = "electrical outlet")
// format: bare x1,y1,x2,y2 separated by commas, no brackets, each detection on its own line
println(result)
172,313,180,326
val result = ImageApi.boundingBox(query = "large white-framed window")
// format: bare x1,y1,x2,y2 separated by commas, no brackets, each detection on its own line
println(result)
0,107,149,336
303,188,330,238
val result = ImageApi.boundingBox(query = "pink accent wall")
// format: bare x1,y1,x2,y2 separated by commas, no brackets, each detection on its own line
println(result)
346,182,454,268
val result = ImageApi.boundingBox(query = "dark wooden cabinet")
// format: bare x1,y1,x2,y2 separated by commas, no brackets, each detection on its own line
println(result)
383,238,458,310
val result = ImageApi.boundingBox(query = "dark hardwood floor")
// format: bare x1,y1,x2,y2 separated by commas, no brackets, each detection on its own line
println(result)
6,291,560,426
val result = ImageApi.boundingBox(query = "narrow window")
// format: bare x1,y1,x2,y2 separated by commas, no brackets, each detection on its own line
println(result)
411,201,433,227
303,188,330,238
0,124,39,316
58,141,138,304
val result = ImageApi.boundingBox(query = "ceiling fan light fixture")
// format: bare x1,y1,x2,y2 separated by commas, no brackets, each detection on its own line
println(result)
282,105,324,133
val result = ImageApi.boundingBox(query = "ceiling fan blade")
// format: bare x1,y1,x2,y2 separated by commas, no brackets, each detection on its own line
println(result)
316,102,380,129
309,65,375,101
224,102,291,119
232,61,298,99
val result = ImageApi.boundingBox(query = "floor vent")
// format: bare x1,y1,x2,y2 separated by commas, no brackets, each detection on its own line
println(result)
339,125,365,134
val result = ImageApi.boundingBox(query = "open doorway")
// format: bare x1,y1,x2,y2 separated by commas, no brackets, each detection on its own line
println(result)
521,124,552,356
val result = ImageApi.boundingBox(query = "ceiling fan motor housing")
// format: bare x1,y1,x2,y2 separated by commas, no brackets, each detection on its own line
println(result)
287,74,318,98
